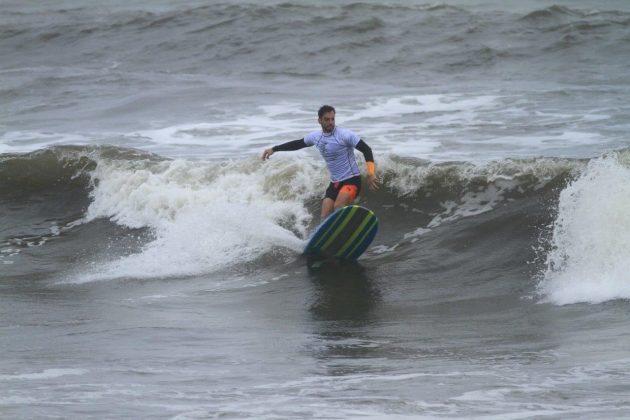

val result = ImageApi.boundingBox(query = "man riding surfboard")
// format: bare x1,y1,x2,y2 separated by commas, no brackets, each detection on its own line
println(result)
262,105,380,220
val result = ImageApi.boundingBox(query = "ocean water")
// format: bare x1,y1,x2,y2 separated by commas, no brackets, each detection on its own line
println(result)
3,1,630,418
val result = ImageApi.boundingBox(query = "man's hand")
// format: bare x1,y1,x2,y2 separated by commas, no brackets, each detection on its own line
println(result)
367,174,380,191
262,148,274,160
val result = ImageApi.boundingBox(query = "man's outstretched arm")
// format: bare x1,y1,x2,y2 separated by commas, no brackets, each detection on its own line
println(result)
262,139,308,160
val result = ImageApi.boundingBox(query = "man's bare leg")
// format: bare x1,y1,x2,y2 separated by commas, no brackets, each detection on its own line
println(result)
334,191,355,210
321,191,355,220
320,197,335,220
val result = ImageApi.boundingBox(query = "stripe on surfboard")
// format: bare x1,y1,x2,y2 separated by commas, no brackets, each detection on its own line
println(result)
312,206,355,250
340,218,377,259
335,213,376,257
320,206,361,253
345,218,378,259
322,208,370,255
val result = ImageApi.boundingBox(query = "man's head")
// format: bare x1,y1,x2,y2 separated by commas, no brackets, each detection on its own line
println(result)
318,105,336,133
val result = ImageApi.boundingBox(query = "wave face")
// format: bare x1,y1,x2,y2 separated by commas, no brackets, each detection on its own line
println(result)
0,145,604,293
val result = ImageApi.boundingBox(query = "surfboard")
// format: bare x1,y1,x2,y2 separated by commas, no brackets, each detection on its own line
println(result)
304,205,378,262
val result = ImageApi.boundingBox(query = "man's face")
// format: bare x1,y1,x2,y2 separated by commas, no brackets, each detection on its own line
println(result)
318,111,335,133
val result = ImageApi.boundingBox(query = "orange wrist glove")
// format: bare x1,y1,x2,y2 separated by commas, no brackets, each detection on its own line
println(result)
366,162,376,176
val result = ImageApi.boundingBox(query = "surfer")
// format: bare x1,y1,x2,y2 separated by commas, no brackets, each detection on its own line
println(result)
262,105,380,220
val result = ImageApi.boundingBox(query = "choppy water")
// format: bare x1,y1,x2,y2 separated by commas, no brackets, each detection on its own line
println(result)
3,1,630,418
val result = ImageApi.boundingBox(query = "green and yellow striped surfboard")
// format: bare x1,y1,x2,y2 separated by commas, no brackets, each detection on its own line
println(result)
304,205,378,261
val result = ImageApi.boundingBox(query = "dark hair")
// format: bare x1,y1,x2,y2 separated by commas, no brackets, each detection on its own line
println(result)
318,105,335,118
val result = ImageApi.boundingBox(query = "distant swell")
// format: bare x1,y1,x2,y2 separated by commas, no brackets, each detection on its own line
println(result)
2,3,629,81
521,5,586,21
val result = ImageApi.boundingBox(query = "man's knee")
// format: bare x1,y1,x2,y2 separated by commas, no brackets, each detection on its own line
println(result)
340,185,358,201
334,192,355,209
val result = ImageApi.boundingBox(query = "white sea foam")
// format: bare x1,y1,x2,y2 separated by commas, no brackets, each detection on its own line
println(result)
71,155,324,282
3,91,606,164
403,227,432,241
539,154,630,304
128,105,314,158
0,368,88,381
427,185,502,228
104,92,596,163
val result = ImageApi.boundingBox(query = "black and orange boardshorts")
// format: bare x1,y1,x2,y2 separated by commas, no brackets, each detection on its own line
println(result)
325,175,361,202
